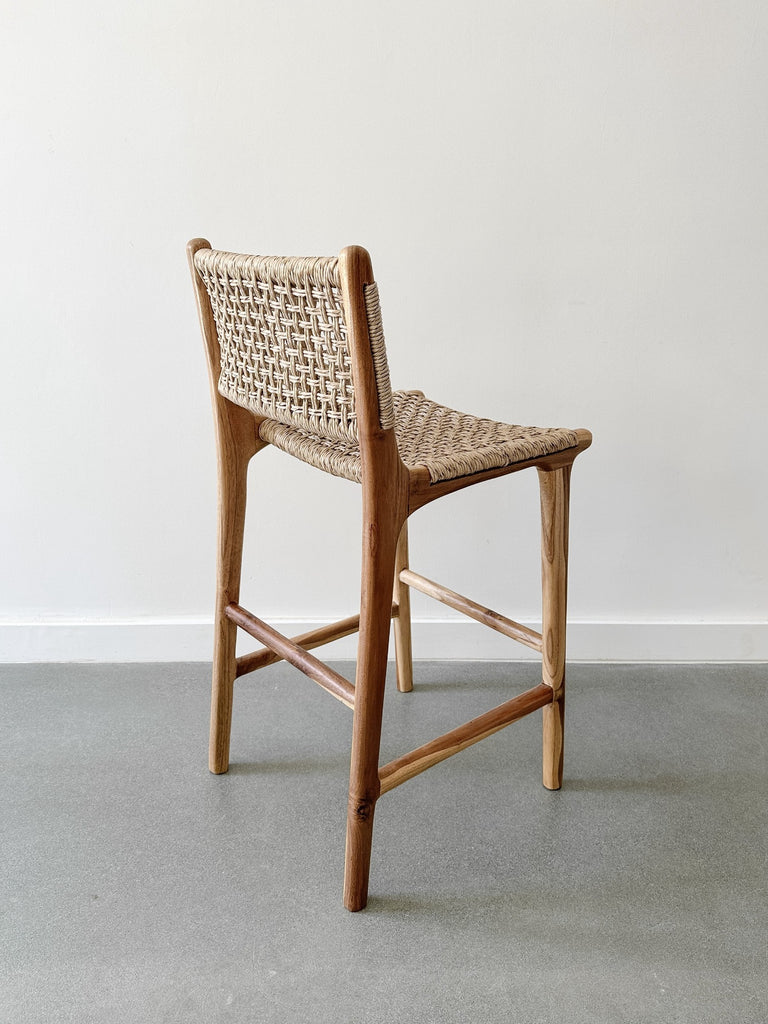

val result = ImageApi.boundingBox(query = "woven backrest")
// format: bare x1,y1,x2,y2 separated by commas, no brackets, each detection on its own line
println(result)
194,248,394,440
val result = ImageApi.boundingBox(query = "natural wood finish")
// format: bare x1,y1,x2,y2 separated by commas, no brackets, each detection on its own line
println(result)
234,607,397,678
407,429,592,514
225,603,356,709
392,522,414,692
236,613,361,677
187,238,265,774
379,683,554,794
338,246,409,911
207,443,254,773
538,465,571,790
399,569,544,653
189,235,593,911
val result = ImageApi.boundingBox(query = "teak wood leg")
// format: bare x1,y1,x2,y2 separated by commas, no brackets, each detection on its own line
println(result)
392,520,414,693
343,512,403,911
538,464,571,791
209,429,260,775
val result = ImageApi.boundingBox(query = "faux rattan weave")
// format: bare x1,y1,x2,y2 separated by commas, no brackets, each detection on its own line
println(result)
259,390,579,484
194,249,395,439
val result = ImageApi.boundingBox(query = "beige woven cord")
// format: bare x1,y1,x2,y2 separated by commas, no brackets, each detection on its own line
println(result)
195,248,395,438
261,391,579,484
196,247,577,483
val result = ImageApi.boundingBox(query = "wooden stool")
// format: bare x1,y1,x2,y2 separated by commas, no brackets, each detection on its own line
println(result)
188,240,592,910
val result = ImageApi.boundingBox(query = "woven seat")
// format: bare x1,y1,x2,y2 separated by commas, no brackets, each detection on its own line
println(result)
188,239,592,911
261,390,580,484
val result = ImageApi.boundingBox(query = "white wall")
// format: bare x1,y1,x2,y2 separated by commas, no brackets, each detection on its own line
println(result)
2,1,766,662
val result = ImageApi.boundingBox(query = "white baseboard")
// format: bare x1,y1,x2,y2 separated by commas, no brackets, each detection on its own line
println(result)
1,618,766,663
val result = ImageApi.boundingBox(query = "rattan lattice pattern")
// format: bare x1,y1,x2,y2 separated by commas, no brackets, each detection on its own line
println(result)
195,249,357,440
260,390,579,484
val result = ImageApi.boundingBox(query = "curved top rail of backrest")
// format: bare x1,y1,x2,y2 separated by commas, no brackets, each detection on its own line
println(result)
192,245,394,442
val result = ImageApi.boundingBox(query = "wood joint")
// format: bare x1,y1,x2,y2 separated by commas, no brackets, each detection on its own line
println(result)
226,603,356,709
234,604,398,679
378,683,553,794
399,569,543,653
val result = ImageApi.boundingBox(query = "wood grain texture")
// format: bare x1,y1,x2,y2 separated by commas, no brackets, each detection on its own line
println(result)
234,609,393,678
187,239,265,774
538,464,571,790
399,569,543,653
225,603,356,708
338,246,409,911
379,683,554,794
392,522,414,693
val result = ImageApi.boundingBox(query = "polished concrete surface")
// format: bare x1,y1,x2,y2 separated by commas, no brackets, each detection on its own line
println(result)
2,662,766,1023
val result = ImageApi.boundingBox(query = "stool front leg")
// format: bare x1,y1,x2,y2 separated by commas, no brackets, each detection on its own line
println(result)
538,464,571,791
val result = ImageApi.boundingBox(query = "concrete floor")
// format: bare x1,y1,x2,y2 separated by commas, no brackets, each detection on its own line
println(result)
1,662,766,1023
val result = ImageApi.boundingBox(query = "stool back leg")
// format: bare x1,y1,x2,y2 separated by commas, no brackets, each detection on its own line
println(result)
538,464,571,791
343,508,405,911
209,423,263,775
392,521,414,693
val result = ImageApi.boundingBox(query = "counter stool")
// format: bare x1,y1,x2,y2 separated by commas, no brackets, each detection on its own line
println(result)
188,239,592,910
